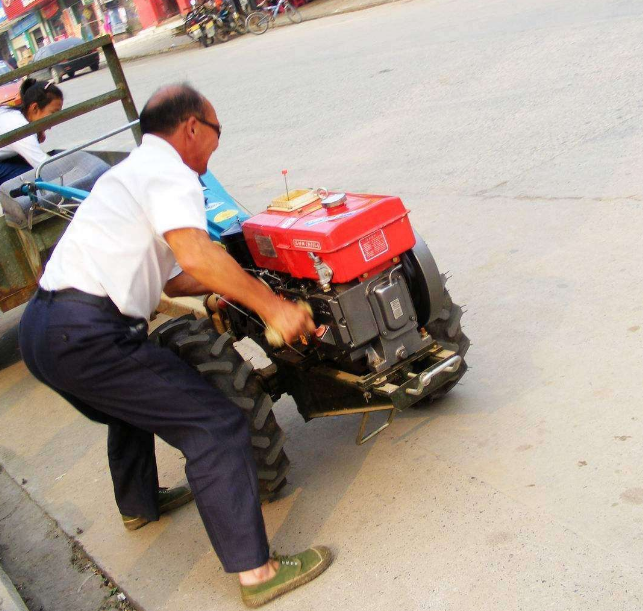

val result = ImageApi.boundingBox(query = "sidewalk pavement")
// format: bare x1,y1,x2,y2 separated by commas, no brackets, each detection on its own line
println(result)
0,565,28,611
113,0,400,61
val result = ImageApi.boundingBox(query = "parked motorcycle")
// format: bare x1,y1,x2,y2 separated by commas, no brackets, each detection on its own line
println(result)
184,1,218,47
185,0,246,45
214,0,247,40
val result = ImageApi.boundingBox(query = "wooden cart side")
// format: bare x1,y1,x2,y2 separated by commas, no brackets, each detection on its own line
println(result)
0,215,38,313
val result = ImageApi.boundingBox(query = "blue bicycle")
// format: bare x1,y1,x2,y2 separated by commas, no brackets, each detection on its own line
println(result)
245,0,302,35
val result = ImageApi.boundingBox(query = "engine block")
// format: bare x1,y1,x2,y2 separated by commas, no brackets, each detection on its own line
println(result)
306,265,430,372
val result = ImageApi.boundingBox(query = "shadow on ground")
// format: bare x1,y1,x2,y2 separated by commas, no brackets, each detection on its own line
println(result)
0,308,24,370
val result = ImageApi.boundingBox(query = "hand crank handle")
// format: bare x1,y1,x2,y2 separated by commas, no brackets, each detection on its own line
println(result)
265,301,313,347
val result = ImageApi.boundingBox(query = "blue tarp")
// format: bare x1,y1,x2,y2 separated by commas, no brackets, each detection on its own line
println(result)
200,171,250,241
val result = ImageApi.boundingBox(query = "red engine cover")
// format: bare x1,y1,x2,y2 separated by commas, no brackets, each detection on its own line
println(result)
242,192,416,283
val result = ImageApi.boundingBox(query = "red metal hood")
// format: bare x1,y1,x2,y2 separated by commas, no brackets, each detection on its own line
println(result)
242,192,416,283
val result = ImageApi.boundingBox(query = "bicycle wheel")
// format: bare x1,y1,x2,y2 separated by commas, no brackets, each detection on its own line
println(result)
246,11,269,34
284,3,302,23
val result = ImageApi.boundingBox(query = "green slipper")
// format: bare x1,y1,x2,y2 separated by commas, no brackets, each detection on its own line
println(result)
121,486,194,531
240,546,333,608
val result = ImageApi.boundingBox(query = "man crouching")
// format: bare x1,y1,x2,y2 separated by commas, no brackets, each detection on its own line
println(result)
19,83,332,608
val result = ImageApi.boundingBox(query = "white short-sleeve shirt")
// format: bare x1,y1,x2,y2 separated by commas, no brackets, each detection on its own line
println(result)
40,134,207,319
0,107,48,167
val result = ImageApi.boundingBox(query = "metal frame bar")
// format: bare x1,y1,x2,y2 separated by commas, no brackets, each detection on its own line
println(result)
35,120,139,179
308,404,396,418
0,35,141,149
32,182,88,201
405,355,462,396
287,341,462,444
356,408,397,445
6,120,141,227
308,404,398,445
0,38,108,86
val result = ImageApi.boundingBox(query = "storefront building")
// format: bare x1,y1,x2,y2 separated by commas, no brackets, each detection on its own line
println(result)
2,6,52,65
131,0,181,29
1,0,133,59
0,5,13,66
0,0,171,54
100,0,130,35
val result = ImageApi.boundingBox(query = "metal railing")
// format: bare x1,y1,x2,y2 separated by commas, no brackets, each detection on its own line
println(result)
34,119,139,179
0,35,141,149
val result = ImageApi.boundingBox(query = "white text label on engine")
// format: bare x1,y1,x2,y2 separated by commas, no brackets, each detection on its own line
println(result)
390,298,404,319
293,239,321,250
359,230,389,261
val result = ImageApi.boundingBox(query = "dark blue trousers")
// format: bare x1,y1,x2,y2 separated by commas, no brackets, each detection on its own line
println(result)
19,291,270,573
0,156,31,185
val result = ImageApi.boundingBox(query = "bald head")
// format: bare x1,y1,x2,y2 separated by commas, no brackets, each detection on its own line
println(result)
140,83,210,137
138,83,221,175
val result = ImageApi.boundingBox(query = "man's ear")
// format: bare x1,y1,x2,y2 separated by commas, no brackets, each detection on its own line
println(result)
185,116,198,139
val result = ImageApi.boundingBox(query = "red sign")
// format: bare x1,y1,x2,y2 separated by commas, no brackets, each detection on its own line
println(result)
40,0,59,19
3,0,53,21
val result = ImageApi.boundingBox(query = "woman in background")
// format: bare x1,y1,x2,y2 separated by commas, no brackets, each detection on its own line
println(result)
0,78,64,185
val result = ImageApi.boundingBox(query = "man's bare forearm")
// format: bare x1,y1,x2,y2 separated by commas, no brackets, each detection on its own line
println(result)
164,228,279,320
164,271,210,297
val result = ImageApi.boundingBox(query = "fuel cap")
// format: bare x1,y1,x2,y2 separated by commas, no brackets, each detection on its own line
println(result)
321,193,347,209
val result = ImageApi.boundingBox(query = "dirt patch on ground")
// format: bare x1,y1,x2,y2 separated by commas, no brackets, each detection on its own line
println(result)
0,466,136,611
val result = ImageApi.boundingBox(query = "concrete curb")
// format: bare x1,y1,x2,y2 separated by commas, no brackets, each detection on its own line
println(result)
287,0,402,21
115,0,402,63
257,0,403,32
0,565,28,611
116,41,196,63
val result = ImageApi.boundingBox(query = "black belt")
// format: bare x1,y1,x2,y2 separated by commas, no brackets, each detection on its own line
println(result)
35,287,125,318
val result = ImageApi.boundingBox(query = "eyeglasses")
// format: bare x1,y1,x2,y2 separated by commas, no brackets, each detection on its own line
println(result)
196,116,222,139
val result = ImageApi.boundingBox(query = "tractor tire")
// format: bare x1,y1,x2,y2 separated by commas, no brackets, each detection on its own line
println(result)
420,277,470,402
150,315,289,502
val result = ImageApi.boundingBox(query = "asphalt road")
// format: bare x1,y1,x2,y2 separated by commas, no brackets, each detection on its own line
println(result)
2,0,643,609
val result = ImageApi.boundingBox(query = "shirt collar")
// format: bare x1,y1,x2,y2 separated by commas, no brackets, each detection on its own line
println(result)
141,133,184,163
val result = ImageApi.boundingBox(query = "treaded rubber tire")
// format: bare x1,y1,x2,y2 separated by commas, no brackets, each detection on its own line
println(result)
50,67,61,84
150,315,289,503
420,277,470,402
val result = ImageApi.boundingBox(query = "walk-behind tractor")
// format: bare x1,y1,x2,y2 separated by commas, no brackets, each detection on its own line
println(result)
153,188,470,501
0,37,468,502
